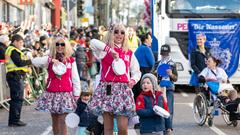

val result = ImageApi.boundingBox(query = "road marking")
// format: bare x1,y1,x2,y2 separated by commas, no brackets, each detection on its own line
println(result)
174,102,193,106
210,126,227,135
41,126,52,135
178,90,189,97
187,103,227,135
188,103,193,107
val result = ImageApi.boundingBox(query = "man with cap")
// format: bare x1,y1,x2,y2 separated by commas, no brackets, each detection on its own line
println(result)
5,34,32,127
154,44,178,135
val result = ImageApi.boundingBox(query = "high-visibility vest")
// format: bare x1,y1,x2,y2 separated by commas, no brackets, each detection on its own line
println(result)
5,45,29,73
128,36,139,52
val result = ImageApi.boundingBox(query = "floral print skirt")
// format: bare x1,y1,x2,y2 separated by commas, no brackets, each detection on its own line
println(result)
88,82,136,117
35,91,77,114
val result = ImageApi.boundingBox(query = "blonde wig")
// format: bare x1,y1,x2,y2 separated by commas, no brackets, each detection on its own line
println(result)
102,31,110,43
107,24,129,52
49,37,73,60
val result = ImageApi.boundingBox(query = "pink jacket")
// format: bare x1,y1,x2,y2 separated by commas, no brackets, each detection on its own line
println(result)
46,57,75,92
90,39,141,83
100,47,132,82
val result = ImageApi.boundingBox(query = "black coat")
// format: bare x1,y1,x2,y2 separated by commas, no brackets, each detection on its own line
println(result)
75,99,98,127
190,47,210,74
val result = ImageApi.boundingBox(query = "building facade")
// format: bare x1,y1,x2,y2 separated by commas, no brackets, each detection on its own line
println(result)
0,0,24,25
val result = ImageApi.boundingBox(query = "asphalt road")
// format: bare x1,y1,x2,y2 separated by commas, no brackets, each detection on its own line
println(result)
0,87,240,135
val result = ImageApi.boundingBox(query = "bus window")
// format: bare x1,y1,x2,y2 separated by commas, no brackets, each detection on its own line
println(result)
170,0,193,10
167,0,240,14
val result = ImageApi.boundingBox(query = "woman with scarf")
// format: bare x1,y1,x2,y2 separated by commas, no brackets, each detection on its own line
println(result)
31,37,81,135
88,24,141,135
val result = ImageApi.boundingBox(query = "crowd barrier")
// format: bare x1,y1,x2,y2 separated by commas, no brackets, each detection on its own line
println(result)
0,63,46,111
25,67,46,101
0,63,10,111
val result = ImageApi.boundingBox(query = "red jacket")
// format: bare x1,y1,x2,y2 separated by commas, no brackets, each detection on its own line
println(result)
136,90,169,133
136,90,169,112
46,57,75,92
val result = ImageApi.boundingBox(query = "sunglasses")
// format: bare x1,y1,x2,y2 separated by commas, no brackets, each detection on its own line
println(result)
114,30,125,35
56,42,65,47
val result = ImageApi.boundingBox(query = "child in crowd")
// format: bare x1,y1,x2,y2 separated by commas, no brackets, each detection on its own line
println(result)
220,89,239,104
227,90,239,102
75,89,103,135
136,73,169,135
220,89,240,121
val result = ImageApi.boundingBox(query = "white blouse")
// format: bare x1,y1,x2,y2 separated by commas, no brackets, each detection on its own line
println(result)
199,67,228,82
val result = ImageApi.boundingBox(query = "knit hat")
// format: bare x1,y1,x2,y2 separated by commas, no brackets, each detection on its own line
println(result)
141,73,158,91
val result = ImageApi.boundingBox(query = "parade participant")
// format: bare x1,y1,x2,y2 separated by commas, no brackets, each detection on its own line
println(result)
88,24,141,135
31,37,81,135
155,44,178,135
190,33,210,92
5,34,32,126
136,73,168,135
134,32,155,100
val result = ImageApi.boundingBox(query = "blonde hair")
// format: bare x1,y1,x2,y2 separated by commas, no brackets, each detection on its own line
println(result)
107,24,129,51
49,37,73,59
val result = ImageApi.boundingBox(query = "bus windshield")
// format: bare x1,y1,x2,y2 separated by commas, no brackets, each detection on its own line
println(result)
167,0,240,14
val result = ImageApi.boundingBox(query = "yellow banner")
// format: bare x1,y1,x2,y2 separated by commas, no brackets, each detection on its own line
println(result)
81,18,89,23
